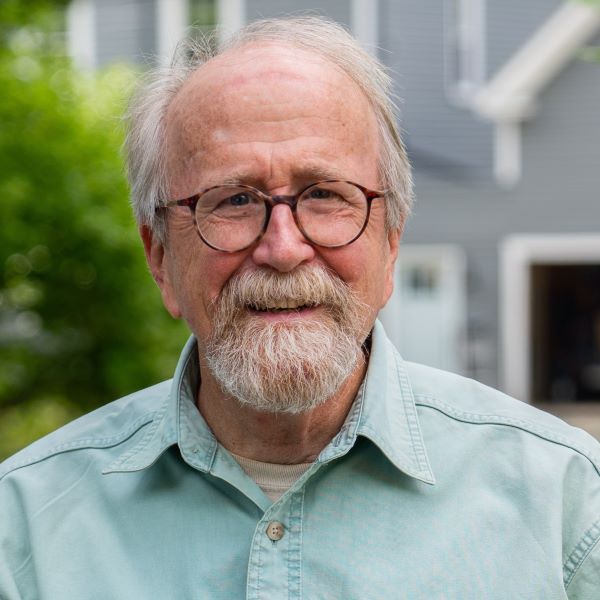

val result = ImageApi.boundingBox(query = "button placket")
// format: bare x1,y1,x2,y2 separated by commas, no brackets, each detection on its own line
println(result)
246,491,305,600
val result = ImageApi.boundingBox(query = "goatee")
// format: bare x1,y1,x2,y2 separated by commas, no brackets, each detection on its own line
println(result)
204,265,369,414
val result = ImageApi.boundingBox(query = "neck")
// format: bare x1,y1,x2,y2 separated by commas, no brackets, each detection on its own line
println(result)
196,355,367,464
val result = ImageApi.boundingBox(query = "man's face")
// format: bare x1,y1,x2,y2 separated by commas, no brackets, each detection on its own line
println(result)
144,43,401,408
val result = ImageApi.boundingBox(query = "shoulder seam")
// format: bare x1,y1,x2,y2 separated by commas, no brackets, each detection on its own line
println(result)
564,518,600,588
0,412,156,481
415,395,600,475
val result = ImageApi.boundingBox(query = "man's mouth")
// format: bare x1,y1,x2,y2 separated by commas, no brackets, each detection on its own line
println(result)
247,301,318,313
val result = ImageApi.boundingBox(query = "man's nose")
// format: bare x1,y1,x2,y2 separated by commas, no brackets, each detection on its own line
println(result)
251,204,316,272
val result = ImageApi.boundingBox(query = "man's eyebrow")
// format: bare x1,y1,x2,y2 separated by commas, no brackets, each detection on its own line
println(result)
205,165,347,190
295,163,346,181
217,171,256,186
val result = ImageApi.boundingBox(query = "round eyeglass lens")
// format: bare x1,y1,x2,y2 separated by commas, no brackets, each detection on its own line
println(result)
195,186,266,251
297,181,368,247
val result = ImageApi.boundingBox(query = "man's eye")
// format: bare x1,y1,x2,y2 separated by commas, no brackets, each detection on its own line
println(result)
227,193,251,206
308,188,333,200
305,187,349,204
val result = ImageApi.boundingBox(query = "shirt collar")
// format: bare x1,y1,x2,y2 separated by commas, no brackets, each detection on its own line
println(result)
106,321,435,485
318,320,435,485
104,336,217,474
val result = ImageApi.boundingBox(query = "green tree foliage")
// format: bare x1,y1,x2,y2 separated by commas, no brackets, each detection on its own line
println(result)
579,0,600,62
0,2,189,459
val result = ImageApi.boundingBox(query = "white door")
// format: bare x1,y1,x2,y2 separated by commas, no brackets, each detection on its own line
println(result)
379,244,466,374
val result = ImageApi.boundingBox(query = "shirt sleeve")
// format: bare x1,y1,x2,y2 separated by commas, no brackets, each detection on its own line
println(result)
0,472,33,600
565,519,600,600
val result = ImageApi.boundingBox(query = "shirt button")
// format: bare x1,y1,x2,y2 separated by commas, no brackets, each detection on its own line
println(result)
266,521,285,541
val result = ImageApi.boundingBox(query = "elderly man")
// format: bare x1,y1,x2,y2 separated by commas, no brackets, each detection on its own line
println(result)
1,16,600,599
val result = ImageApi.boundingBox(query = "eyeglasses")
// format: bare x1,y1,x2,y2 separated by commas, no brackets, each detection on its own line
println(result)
160,180,384,253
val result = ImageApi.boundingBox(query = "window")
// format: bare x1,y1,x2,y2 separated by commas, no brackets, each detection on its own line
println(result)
156,0,218,64
189,0,217,35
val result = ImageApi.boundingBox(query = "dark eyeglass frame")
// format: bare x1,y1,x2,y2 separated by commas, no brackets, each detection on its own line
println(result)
158,180,385,253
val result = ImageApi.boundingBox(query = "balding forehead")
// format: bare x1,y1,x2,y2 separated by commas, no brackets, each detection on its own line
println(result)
175,42,347,98
166,43,375,137
163,43,380,190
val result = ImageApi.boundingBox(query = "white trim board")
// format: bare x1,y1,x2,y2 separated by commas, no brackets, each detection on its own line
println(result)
443,0,487,106
500,234,600,402
475,1,600,123
217,0,246,42
67,0,96,70
473,1,600,186
351,0,379,55
157,0,188,65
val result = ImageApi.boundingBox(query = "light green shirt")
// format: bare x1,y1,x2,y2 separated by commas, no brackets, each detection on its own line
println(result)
2,321,600,599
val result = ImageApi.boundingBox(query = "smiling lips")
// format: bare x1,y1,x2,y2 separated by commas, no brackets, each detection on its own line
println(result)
247,300,318,313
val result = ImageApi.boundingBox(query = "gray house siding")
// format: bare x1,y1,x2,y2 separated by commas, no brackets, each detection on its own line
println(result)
246,0,350,25
520,59,600,214
379,0,494,179
70,0,600,399
95,0,157,68
486,0,563,75
403,55,600,388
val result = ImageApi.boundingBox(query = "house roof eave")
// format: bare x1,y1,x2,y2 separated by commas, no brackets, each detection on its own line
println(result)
473,1,600,124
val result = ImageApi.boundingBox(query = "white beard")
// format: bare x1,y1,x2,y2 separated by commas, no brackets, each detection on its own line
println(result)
204,265,369,414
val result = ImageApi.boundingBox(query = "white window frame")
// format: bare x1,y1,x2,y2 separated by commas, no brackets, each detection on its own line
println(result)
157,0,189,65
155,0,378,57
67,0,96,70
500,234,600,402
155,0,246,63
216,0,245,42
350,0,379,55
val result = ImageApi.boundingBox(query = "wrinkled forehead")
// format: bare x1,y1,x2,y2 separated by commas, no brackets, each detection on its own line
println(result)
164,43,379,165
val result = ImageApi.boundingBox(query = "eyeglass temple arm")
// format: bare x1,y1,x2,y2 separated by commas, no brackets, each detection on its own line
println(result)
158,196,199,212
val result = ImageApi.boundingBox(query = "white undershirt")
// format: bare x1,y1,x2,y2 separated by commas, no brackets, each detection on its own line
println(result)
229,381,367,502
231,452,313,502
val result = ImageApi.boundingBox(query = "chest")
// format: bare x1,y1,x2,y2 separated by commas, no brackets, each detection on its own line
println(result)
20,466,567,600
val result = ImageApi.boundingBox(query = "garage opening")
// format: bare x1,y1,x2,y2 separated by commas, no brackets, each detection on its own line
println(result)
531,264,600,402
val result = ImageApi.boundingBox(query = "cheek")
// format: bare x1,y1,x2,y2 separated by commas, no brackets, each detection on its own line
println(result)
323,242,388,303
358,239,395,308
173,248,248,331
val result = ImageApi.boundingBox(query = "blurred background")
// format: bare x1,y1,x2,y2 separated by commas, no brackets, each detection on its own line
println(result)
1,0,599,458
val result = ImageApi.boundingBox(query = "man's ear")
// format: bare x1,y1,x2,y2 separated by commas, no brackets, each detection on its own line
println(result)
382,224,402,307
140,225,182,319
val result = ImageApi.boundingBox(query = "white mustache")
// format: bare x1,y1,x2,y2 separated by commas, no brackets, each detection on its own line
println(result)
216,265,355,313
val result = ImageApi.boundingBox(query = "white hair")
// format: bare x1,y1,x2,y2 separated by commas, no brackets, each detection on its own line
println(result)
124,16,413,242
